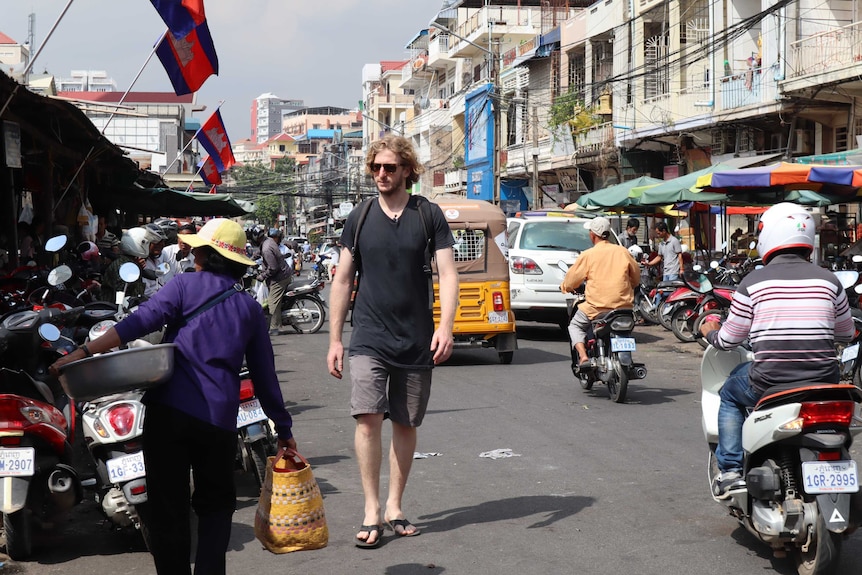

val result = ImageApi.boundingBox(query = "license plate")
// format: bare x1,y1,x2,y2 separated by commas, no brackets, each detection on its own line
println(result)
106,452,146,482
488,311,509,324
610,337,636,352
0,448,35,477
842,343,859,363
802,460,859,494
237,398,267,427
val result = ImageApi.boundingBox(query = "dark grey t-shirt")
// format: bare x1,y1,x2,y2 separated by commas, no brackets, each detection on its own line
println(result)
340,196,455,368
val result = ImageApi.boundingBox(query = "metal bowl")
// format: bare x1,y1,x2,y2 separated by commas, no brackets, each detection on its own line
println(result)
58,344,176,401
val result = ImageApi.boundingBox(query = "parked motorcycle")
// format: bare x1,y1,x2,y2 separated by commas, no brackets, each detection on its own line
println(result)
235,367,278,488
701,341,862,574
73,262,155,548
280,277,327,334
560,262,647,403
0,237,86,559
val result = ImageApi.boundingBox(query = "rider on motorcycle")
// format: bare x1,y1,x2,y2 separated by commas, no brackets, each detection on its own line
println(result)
699,203,854,498
560,217,641,371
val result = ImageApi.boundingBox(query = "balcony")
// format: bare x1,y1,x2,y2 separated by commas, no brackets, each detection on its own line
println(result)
784,20,862,93
365,91,415,111
718,68,765,111
427,33,452,67
448,7,540,59
573,122,615,157
444,168,467,193
401,56,436,90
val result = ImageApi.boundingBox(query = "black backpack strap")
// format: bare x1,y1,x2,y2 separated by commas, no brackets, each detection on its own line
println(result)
177,283,243,328
414,196,436,308
351,197,377,268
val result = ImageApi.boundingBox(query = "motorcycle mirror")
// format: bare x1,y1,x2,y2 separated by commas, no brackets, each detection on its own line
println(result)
44,235,68,253
853,255,862,263
748,240,756,250
855,284,862,295
47,265,73,286
156,262,171,276
119,262,141,283
38,323,61,342
692,264,702,272
709,260,719,269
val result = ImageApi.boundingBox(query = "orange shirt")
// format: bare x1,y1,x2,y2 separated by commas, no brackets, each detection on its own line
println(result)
560,240,641,319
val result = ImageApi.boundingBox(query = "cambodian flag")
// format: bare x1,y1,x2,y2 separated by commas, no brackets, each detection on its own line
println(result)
198,156,222,186
150,0,206,39
197,110,235,172
156,20,218,96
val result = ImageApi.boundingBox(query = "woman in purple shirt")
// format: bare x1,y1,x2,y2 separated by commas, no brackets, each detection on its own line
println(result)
51,219,295,575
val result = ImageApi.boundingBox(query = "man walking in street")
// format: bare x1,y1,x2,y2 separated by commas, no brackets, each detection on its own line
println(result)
327,134,459,549
256,227,292,336
647,221,683,281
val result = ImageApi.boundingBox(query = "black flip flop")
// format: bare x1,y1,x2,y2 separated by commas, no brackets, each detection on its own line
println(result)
355,524,383,548
385,518,421,537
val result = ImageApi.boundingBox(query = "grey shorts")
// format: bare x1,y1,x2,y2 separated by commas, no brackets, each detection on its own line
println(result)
348,355,432,427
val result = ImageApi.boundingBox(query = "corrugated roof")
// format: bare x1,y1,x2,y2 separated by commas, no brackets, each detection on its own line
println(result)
381,60,408,72
0,31,18,44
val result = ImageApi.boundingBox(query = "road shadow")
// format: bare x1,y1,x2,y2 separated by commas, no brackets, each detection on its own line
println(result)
416,494,593,533
444,347,568,366
612,383,694,405
729,526,798,575
385,565,446,575
514,323,568,343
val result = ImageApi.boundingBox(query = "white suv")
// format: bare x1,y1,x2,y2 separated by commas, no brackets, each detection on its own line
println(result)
507,213,620,327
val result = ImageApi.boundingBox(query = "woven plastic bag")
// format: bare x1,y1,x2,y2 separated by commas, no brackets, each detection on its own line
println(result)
254,448,328,553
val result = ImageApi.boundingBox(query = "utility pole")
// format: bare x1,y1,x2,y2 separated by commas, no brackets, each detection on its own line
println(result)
532,105,540,209
492,40,501,205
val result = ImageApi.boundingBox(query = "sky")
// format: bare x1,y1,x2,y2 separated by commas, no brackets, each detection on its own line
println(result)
2,0,446,143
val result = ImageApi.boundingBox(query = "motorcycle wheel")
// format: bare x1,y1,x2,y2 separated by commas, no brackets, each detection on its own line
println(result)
658,301,676,331
3,509,33,560
607,356,628,404
578,370,594,390
135,501,155,552
693,309,728,350
670,304,697,343
794,512,842,575
281,296,326,334
247,440,269,490
635,296,659,325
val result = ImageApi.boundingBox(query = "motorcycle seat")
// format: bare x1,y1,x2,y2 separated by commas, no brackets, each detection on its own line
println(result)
656,280,684,289
591,308,634,323
755,382,862,411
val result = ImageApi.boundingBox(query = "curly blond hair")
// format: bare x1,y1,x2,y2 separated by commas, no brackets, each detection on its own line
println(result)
365,134,425,189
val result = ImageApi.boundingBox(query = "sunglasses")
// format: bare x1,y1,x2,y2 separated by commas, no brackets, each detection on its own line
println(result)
370,163,403,174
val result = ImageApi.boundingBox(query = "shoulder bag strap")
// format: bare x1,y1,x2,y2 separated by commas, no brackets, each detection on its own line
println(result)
176,283,243,328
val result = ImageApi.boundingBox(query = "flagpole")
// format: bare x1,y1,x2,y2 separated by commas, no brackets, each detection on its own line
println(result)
0,0,76,118
55,30,166,209
164,100,225,175
185,163,206,193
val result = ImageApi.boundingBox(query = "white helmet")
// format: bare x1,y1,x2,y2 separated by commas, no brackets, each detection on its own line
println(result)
120,227,151,258
628,244,643,259
756,202,815,264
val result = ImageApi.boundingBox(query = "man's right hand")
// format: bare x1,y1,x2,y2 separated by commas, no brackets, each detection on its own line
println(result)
700,320,721,337
327,342,344,379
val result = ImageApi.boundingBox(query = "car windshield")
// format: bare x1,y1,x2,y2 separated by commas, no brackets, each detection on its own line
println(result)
519,220,616,251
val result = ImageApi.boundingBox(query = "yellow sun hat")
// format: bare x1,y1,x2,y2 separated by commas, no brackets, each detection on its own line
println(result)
180,218,255,266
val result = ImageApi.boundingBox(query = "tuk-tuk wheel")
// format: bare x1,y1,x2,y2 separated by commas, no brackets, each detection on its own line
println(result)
498,351,513,365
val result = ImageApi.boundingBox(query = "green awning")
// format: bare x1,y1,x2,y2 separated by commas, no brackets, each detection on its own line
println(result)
91,186,253,217
575,176,663,209
638,163,736,205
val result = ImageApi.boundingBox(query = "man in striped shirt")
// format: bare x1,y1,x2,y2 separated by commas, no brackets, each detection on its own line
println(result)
700,203,854,498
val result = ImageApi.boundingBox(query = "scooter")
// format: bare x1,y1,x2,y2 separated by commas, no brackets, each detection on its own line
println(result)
0,237,85,559
702,341,862,574
75,262,155,548
235,367,278,489
280,277,327,334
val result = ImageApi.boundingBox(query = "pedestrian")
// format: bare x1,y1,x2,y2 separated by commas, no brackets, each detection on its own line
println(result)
50,218,296,575
253,227,292,335
326,134,459,549
621,217,640,249
158,221,197,284
647,221,683,281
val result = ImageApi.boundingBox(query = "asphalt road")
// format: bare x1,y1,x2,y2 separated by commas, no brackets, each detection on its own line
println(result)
4,314,862,575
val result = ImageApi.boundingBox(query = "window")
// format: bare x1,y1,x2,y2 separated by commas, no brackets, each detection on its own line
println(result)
452,229,486,262
519,221,600,251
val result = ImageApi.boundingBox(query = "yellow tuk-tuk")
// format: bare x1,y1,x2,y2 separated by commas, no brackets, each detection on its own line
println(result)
432,197,517,364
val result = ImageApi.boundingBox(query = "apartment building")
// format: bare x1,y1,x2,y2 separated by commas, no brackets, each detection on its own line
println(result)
371,0,861,208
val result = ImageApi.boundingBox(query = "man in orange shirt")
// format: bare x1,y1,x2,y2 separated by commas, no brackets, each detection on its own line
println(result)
561,217,641,370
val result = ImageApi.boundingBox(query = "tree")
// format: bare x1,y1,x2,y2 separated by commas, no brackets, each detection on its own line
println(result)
254,194,281,228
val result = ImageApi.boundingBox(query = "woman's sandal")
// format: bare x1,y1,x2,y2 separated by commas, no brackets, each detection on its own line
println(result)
355,524,384,548
385,518,421,537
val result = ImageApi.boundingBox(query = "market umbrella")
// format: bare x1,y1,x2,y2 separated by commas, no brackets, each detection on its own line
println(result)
697,162,862,199
638,163,736,205
574,176,663,209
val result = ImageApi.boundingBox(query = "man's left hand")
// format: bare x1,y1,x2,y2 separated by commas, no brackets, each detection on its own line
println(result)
430,328,454,365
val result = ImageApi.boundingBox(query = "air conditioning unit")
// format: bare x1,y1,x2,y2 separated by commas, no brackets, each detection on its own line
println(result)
595,94,612,115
